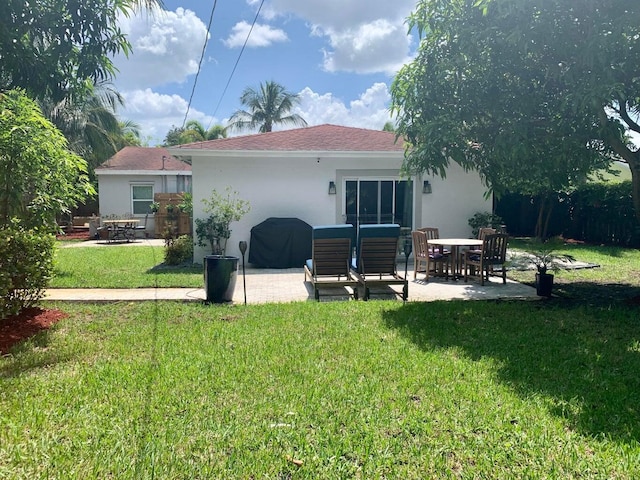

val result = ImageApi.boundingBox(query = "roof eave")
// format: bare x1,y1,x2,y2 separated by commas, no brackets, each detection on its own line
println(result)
168,148,404,160
95,169,192,176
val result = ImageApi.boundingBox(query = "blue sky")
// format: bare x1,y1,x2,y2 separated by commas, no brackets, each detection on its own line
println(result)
111,0,418,145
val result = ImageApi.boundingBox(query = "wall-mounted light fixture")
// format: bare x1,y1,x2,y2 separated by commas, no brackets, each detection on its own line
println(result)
328,181,337,195
422,180,432,194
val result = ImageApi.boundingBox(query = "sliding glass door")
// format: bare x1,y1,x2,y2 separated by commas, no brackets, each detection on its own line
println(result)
344,179,413,229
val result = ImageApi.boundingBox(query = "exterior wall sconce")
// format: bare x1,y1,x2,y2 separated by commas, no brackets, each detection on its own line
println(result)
422,180,432,194
328,181,337,195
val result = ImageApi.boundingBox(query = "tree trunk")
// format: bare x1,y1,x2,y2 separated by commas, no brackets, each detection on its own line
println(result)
535,195,550,240
542,199,555,240
599,106,640,225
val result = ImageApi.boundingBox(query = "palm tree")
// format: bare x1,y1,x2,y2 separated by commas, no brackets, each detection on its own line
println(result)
41,83,145,177
206,124,227,140
227,81,307,133
174,120,228,144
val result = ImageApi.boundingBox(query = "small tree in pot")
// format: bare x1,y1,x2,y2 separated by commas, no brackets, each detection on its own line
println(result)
510,247,575,297
195,188,250,303
195,188,250,256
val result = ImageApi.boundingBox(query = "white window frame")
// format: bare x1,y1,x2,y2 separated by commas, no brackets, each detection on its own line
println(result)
131,183,155,216
342,177,413,230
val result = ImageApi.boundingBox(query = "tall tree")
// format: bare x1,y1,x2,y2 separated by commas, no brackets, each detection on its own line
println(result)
162,122,228,146
391,0,640,222
0,0,162,104
163,126,186,146
0,90,95,231
228,81,307,133
40,83,141,178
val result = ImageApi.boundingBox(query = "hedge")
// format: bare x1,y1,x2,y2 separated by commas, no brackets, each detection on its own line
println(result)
0,227,55,319
496,181,640,247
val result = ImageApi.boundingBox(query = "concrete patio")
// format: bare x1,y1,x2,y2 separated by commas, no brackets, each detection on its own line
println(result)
44,263,538,304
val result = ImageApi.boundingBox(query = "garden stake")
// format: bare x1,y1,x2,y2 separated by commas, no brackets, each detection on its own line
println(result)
239,241,248,305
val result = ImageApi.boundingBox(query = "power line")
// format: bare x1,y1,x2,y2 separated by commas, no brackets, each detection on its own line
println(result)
181,0,219,129
208,0,266,126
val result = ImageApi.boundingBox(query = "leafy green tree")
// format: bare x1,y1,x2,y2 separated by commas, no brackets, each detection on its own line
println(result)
40,84,144,181
116,120,143,149
0,0,162,103
206,124,227,140
0,90,95,231
382,122,396,132
391,0,640,222
163,126,186,146
228,81,307,133
163,122,227,146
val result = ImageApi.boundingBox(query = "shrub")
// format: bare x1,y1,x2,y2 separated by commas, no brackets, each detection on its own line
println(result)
0,226,55,319
164,235,194,265
468,211,504,238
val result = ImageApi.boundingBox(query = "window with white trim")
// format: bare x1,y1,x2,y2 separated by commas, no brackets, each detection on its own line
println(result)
131,184,154,215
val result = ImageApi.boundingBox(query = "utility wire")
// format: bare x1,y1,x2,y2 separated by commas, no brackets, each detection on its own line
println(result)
182,0,219,129
208,0,265,126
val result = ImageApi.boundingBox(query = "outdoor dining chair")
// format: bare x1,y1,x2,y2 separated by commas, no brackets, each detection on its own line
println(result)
134,213,149,238
461,227,497,275
411,230,449,281
463,233,509,285
351,224,408,301
304,224,358,301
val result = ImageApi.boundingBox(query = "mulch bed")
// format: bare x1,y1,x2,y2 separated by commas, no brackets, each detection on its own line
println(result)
0,307,67,355
57,231,92,241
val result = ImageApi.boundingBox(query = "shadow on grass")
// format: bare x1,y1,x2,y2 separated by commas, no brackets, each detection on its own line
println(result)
382,300,640,443
146,263,202,275
542,281,640,308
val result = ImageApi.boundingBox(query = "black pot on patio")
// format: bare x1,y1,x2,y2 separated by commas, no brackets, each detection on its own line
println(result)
535,272,554,297
204,255,239,303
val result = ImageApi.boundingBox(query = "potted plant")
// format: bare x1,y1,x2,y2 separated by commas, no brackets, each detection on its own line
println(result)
149,202,160,213
510,247,575,297
195,188,250,303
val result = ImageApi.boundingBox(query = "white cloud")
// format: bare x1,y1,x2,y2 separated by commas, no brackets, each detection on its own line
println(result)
262,0,415,29
257,0,416,75
119,83,395,143
113,8,209,90
119,89,218,145
322,19,413,74
295,82,394,130
223,21,288,48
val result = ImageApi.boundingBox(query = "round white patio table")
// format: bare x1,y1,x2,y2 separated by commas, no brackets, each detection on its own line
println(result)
428,238,484,280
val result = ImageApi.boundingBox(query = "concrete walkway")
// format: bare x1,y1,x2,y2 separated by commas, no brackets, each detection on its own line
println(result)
50,238,540,303
44,267,538,304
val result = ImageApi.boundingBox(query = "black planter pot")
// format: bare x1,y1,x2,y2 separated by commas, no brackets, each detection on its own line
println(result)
204,255,239,303
535,272,554,297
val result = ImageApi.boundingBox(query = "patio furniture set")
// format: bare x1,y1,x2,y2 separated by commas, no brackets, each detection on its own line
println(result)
304,224,509,301
97,215,148,243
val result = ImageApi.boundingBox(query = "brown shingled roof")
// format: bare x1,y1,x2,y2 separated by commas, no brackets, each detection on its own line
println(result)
175,124,404,152
96,146,191,171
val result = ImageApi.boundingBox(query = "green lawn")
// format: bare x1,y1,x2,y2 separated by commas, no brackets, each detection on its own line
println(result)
2,300,640,478
52,244,203,288
2,238,638,477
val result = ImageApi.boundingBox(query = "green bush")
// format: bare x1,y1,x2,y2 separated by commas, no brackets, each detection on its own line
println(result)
0,226,55,319
164,235,194,265
468,211,504,237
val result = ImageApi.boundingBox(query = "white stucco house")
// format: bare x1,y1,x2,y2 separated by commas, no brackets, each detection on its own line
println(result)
170,124,492,263
95,146,192,236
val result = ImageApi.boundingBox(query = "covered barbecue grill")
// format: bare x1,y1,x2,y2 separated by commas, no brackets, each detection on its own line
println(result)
248,217,312,268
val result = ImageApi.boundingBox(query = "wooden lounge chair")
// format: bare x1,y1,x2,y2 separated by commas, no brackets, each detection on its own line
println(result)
463,233,509,285
412,230,449,281
304,224,358,301
351,224,408,301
